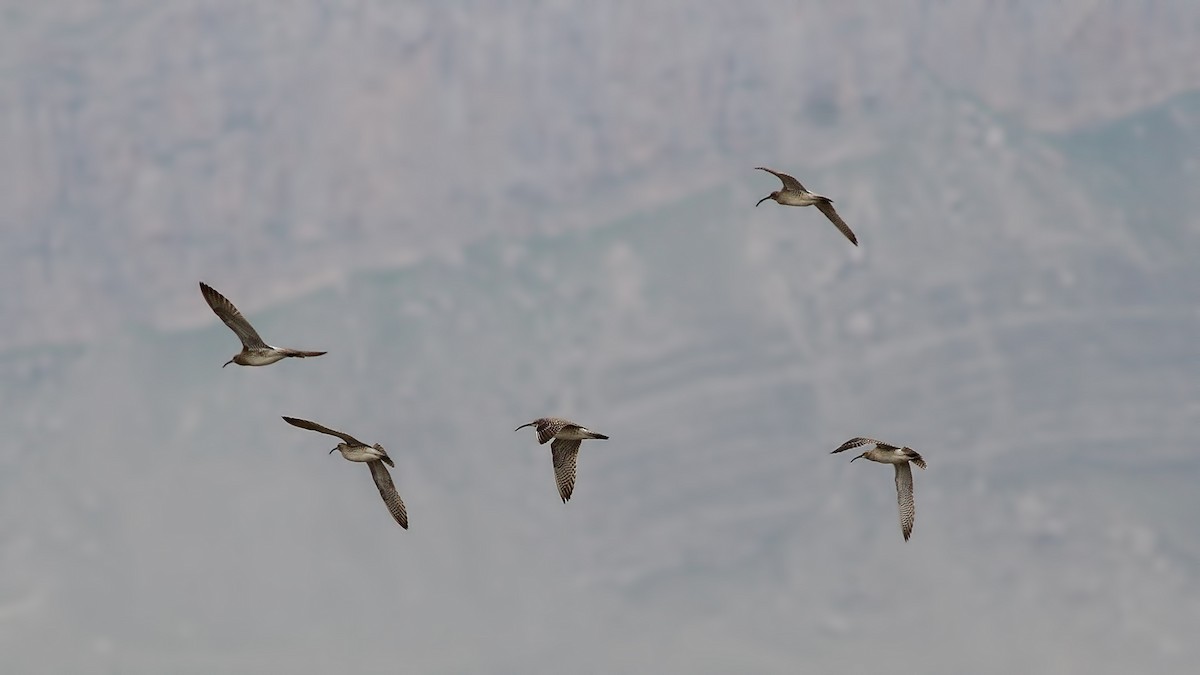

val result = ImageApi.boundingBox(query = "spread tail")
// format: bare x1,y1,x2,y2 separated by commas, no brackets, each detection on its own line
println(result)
905,448,926,469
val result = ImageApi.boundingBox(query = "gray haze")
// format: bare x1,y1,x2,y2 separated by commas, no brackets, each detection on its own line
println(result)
3,1,1199,673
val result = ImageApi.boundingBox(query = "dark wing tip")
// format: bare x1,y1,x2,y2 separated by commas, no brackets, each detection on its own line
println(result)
282,416,316,429
755,166,804,191
831,437,865,453
814,200,858,246
198,281,221,300
281,416,351,442
754,166,780,180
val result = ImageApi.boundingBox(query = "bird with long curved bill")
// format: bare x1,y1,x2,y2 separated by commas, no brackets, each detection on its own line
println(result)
754,167,858,246
515,417,609,503
832,437,926,541
199,282,327,367
282,416,408,529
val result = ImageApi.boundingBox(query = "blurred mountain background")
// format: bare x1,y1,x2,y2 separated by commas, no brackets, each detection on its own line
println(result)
1,1,1198,673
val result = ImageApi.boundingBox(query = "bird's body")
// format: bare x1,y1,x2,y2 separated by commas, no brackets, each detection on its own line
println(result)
228,349,318,367
199,282,326,368
282,416,407,529
754,167,858,246
514,417,609,503
769,190,824,208
332,442,393,466
832,437,926,541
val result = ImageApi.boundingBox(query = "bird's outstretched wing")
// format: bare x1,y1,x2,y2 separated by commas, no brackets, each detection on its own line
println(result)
550,438,582,503
199,282,267,349
282,416,366,447
755,167,805,192
894,462,916,541
814,200,859,246
831,437,896,454
369,460,409,529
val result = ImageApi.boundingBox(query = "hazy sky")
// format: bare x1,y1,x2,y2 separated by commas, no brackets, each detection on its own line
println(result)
2,2,1199,673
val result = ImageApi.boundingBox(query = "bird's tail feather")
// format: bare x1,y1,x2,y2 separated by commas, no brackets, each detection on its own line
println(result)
906,449,926,469
282,349,327,358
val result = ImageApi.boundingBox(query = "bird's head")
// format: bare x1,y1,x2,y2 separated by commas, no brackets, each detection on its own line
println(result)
755,191,779,207
514,420,538,432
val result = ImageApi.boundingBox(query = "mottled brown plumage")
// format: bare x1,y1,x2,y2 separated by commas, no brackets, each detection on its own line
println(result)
754,167,858,246
832,437,926,540
283,416,407,529
200,282,326,367
515,417,609,502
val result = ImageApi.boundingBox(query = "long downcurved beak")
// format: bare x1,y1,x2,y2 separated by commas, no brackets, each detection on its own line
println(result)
222,359,235,368
850,453,864,462
514,422,535,432
329,447,338,455
755,195,772,207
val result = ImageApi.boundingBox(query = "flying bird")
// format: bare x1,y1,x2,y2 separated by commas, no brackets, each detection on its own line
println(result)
514,417,609,503
282,416,408,529
754,167,858,246
199,282,326,367
832,437,926,540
